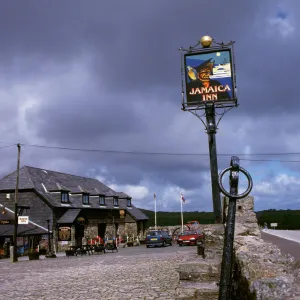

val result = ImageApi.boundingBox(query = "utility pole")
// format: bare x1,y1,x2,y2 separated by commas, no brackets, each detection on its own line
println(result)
12,143,21,263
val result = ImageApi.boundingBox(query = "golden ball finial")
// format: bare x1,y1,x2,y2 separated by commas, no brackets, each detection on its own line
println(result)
200,35,213,48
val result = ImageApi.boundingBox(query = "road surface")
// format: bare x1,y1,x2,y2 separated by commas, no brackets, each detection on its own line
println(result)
261,231,300,260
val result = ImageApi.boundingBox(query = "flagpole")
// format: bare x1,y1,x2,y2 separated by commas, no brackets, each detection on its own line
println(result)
180,192,183,233
154,193,157,230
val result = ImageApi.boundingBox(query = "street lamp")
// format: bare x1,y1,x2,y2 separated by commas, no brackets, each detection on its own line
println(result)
179,35,238,223
45,219,56,258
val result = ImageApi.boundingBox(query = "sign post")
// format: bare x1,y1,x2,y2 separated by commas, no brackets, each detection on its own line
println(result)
45,219,56,258
270,223,278,230
180,35,238,223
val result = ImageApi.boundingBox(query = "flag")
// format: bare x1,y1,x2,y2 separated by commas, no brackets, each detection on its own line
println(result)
154,193,156,200
180,192,186,204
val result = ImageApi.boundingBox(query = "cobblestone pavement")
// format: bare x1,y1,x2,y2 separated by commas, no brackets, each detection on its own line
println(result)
0,245,195,300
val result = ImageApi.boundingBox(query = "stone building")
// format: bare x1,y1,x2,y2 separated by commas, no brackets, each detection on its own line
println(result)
0,166,149,252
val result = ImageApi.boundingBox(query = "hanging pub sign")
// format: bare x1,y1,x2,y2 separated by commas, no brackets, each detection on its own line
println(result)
119,210,126,219
58,226,71,241
76,217,85,225
183,48,237,107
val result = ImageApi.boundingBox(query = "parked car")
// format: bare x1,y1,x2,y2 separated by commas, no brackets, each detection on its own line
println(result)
145,230,173,248
185,221,201,230
177,230,205,246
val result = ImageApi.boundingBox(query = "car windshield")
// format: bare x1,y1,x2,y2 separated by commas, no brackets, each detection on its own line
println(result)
147,231,162,236
181,231,196,236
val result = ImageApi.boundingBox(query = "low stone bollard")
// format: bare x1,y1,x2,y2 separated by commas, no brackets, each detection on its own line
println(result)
197,241,205,258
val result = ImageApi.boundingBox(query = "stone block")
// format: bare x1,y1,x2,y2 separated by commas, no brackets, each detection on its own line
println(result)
178,281,219,300
179,260,221,282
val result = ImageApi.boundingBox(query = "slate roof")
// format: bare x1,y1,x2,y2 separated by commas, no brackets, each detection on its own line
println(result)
115,192,131,199
127,206,149,221
0,166,149,221
0,167,34,190
0,224,48,236
0,205,49,236
57,209,81,223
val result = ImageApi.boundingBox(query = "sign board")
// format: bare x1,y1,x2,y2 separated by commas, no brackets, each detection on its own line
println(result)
119,210,126,219
270,223,278,227
18,216,29,224
17,237,24,246
58,226,71,241
184,48,236,107
0,220,12,225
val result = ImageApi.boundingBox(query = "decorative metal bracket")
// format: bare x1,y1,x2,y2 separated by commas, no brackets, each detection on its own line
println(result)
187,103,235,134
17,205,30,216
180,39,235,53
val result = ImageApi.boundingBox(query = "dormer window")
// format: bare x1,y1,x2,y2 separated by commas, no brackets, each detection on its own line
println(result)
61,192,69,203
113,197,119,207
82,194,89,205
99,196,105,206
127,198,131,207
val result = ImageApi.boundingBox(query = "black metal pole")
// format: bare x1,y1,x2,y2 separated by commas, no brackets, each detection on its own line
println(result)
219,156,239,300
219,198,236,299
205,105,222,223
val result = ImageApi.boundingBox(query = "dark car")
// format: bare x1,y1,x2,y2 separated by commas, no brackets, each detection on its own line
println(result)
177,230,205,246
145,230,173,248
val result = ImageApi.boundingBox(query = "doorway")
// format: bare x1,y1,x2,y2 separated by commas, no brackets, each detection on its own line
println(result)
75,224,85,247
98,224,106,239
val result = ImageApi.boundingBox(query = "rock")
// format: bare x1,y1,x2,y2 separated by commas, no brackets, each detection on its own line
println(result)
179,259,221,282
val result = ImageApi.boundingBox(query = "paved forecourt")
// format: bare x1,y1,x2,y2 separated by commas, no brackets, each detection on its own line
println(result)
0,245,195,300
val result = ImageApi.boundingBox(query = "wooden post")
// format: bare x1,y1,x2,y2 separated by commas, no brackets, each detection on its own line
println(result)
12,143,21,263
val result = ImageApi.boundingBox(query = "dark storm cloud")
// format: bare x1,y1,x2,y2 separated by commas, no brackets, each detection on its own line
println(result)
1,0,300,211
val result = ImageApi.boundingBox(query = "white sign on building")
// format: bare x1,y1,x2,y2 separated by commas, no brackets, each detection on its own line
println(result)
18,216,29,225
270,223,278,228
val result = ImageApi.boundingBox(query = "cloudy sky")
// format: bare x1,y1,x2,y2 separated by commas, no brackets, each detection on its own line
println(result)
0,0,300,213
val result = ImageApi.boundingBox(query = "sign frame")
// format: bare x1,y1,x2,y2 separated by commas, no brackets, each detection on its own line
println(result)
58,226,72,241
181,45,238,111
18,216,29,225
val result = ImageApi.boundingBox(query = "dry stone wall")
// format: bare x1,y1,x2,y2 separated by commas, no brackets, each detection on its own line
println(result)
174,195,300,299
223,196,300,299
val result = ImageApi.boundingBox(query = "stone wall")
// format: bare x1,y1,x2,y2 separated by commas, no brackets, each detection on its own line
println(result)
223,196,300,299
175,196,300,299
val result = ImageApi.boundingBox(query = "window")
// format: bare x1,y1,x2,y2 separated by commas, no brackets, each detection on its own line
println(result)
82,194,89,205
127,198,131,207
99,196,105,206
113,197,118,207
61,192,69,203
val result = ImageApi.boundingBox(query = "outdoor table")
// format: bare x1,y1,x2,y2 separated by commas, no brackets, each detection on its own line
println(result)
65,246,78,257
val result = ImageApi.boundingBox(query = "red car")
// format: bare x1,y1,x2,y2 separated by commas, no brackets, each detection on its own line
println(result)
185,221,201,230
177,230,204,246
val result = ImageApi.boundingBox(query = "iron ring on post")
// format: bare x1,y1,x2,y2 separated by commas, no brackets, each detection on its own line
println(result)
218,166,253,199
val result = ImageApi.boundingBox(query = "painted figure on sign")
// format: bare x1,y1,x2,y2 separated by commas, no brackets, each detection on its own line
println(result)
186,58,231,101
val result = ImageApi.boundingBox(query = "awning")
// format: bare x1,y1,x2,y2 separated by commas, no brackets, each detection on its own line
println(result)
0,224,48,236
57,209,82,224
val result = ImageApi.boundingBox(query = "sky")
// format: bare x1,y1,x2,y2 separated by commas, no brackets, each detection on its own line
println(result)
0,0,300,213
